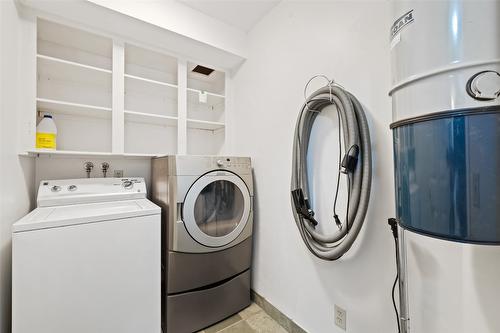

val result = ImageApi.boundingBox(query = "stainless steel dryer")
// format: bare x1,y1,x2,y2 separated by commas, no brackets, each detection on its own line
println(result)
151,155,253,333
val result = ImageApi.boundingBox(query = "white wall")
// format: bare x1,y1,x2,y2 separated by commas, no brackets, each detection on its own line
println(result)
0,2,36,332
230,2,396,332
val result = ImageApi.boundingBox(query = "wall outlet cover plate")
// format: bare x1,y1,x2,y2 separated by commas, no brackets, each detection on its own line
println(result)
334,304,346,331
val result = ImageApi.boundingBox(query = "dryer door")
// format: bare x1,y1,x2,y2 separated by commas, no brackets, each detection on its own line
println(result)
182,171,251,248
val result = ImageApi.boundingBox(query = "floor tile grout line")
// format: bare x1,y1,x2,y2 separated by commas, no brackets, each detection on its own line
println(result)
216,304,291,333
216,319,243,333
217,308,262,333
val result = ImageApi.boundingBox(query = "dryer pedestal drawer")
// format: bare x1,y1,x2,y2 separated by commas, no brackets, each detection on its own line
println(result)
167,237,252,293
166,270,251,333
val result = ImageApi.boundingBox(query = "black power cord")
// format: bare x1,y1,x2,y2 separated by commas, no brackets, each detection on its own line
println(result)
388,218,401,333
391,254,401,333
333,108,343,229
333,144,357,231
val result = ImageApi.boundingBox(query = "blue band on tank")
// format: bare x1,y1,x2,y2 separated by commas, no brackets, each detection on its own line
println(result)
392,108,500,244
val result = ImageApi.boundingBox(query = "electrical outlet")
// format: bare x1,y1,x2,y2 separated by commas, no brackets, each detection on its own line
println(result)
113,170,124,178
334,305,346,331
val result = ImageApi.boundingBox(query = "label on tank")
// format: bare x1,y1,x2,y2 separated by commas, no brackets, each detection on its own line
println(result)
391,9,414,40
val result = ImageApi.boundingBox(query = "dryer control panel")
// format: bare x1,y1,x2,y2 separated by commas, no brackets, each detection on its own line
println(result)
168,156,252,176
215,157,251,171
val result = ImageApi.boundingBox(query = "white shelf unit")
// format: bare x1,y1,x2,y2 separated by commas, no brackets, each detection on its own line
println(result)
124,44,178,156
186,62,226,155
28,18,230,158
37,19,113,153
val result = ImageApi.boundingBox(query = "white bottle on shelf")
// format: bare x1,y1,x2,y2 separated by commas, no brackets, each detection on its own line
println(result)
36,114,57,150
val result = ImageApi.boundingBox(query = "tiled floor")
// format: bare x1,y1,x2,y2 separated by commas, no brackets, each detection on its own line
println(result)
198,303,288,333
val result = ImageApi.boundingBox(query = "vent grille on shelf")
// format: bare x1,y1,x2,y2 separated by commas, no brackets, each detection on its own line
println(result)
192,65,215,76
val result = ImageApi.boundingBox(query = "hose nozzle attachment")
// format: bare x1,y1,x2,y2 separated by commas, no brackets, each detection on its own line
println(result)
292,188,318,227
340,145,359,174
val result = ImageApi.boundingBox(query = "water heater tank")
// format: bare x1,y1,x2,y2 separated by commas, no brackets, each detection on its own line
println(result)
390,0,500,243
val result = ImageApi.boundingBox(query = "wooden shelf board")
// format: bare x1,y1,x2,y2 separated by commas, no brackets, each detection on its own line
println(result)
187,89,225,109
122,152,161,157
37,54,112,74
25,149,158,158
37,98,112,119
187,87,224,99
125,74,178,89
125,110,178,126
187,118,225,131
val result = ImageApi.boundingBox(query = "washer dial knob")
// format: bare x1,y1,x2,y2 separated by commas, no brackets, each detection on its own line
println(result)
51,185,62,192
122,180,134,189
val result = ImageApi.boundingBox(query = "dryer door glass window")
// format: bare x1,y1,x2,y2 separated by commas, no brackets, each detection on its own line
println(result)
183,171,251,248
193,180,244,237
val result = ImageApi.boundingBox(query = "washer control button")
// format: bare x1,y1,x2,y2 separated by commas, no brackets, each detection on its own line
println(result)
68,185,77,192
122,180,134,189
216,159,224,167
51,185,62,192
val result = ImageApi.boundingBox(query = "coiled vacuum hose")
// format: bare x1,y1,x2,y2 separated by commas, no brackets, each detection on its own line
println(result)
291,85,372,260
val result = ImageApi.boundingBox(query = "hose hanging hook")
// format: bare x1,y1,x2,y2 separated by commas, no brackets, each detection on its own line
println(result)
303,74,336,112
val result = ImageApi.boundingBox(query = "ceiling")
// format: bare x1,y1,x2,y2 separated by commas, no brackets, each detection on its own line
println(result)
179,0,281,32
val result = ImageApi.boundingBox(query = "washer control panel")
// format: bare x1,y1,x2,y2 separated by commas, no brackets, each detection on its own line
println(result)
37,178,147,207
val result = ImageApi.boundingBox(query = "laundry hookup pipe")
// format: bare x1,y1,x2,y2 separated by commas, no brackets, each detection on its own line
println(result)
290,84,372,260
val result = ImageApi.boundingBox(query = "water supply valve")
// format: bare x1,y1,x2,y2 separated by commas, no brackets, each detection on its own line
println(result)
83,162,94,178
101,162,110,178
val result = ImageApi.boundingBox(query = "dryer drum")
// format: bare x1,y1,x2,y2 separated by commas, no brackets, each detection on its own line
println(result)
194,180,244,237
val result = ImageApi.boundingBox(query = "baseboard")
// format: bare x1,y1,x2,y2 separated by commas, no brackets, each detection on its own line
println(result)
251,290,307,333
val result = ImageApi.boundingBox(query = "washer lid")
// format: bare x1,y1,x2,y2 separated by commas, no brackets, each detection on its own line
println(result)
182,170,251,248
13,199,160,233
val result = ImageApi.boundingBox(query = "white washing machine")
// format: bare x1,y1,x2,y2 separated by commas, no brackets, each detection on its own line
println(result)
12,178,161,333
151,155,253,333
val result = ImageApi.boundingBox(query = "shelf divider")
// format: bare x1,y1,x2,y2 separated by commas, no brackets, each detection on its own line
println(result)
178,59,188,154
112,40,125,154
